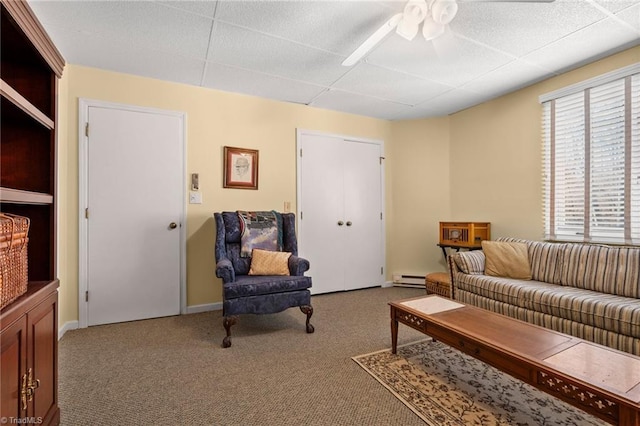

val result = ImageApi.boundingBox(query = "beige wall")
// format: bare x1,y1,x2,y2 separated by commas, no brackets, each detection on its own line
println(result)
57,46,640,329
448,46,640,241
388,118,451,274
57,65,393,327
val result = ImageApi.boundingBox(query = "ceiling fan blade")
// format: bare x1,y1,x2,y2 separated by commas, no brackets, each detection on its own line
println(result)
342,13,403,67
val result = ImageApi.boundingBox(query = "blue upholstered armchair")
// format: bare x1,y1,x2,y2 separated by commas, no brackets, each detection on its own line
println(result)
214,212,314,348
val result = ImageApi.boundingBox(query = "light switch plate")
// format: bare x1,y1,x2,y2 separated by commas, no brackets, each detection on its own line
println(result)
189,191,202,204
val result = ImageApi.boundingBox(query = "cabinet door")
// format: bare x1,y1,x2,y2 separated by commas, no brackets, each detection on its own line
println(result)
1,316,27,419
27,291,58,425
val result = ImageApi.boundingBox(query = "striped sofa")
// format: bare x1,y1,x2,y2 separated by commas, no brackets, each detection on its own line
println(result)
449,238,640,355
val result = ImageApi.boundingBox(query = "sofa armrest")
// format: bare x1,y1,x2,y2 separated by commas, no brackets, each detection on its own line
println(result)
448,250,486,300
288,255,310,276
447,255,458,300
216,258,235,283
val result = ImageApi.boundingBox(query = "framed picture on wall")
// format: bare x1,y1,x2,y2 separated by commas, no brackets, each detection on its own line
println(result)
223,146,259,189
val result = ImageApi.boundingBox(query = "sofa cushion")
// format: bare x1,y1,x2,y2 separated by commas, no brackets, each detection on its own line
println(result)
560,244,640,298
453,251,485,274
527,285,640,339
223,275,311,299
482,241,532,280
455,289,640,356
454,272,640,339
453,273,547,307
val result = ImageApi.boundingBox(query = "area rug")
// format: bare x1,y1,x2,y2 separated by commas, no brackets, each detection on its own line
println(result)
353,339,608,425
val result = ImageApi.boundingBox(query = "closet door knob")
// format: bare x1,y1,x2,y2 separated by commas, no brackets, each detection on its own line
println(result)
346,221,352,226
337,221,344,226
169,222,178,229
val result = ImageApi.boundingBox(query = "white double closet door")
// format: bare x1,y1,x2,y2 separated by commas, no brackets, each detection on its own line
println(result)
297,130,384,294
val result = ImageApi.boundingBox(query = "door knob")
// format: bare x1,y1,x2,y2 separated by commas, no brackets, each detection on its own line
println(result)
346,221,352,226
337,221,344,226
169,222,178,229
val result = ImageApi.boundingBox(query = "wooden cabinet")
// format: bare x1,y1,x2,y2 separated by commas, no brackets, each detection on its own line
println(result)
1,281,59,425
1,1,64,425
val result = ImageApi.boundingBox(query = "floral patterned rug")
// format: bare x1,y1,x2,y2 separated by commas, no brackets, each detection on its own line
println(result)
353,339,608,425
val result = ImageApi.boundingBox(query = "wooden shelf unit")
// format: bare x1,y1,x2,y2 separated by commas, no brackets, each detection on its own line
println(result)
0,1,64,425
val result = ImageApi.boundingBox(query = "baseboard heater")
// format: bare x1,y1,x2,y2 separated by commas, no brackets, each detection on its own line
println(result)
392,274,425,288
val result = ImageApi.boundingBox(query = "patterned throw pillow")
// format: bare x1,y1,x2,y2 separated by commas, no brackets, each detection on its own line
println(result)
248,249,291,276
238,211,282,257
453,251,486,274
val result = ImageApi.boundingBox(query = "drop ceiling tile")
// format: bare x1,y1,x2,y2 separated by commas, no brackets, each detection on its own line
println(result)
410,88,491,117
42,26,205,86
461,60,554,97
332,63,451,105
214,1,397,56
451,1,606,57
30,0,213,59
615,3,640,32
310,89,414,120
366,31,514,87
593,0,640,14
202,63,327,105
155,1,218,18
208,22,348,86
26,0,640,121
522,15,640,73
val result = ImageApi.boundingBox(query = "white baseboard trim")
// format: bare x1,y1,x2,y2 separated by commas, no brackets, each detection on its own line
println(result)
186,302,222,314
58,320,79,340
57,305,221,339
382,281,394,288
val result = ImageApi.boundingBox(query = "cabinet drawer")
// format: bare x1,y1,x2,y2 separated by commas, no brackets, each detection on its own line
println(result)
427,323,532,382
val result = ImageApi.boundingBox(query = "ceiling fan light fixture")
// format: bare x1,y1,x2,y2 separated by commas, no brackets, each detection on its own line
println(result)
431,0,458,25
396,20,420,41
396,0,428,40
422,15,445,41
403,0,429,23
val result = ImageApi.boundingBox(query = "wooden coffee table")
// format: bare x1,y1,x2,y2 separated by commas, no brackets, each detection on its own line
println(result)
390,295,640,425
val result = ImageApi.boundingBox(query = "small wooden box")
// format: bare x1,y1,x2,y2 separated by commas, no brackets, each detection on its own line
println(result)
439,222,490,247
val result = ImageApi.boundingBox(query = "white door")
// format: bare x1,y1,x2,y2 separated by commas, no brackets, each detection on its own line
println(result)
298,134,345,293
84,104,183,326
298,131,384,294
343,140,383,290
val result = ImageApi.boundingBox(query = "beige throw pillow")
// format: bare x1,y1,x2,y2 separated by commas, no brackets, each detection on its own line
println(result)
482,241,532,280
249,249,291,276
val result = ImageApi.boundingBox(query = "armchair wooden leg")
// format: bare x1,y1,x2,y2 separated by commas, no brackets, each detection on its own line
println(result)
300,305,314,333
222,315,238,348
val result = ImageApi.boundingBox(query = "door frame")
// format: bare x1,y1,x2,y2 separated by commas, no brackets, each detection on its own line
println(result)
295,128,386,287
77,98,187,328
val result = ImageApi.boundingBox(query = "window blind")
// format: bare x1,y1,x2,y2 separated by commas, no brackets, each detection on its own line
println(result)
542,68,640,244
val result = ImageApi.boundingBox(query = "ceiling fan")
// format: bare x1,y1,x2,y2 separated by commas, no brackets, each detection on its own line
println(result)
341,0,555,67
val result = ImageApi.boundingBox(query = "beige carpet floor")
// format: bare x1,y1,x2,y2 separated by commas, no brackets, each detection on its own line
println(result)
58,286,429,425
353,339,608,425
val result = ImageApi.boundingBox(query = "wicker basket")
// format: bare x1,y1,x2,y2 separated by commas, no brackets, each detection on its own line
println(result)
425,272,451,298
0,213,30,309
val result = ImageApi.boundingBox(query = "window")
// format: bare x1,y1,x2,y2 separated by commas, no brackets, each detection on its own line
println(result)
541,64,640,244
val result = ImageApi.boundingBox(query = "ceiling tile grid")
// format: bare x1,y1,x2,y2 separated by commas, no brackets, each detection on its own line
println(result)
202,62,327,105
207,21,348,86
28,0,640,120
